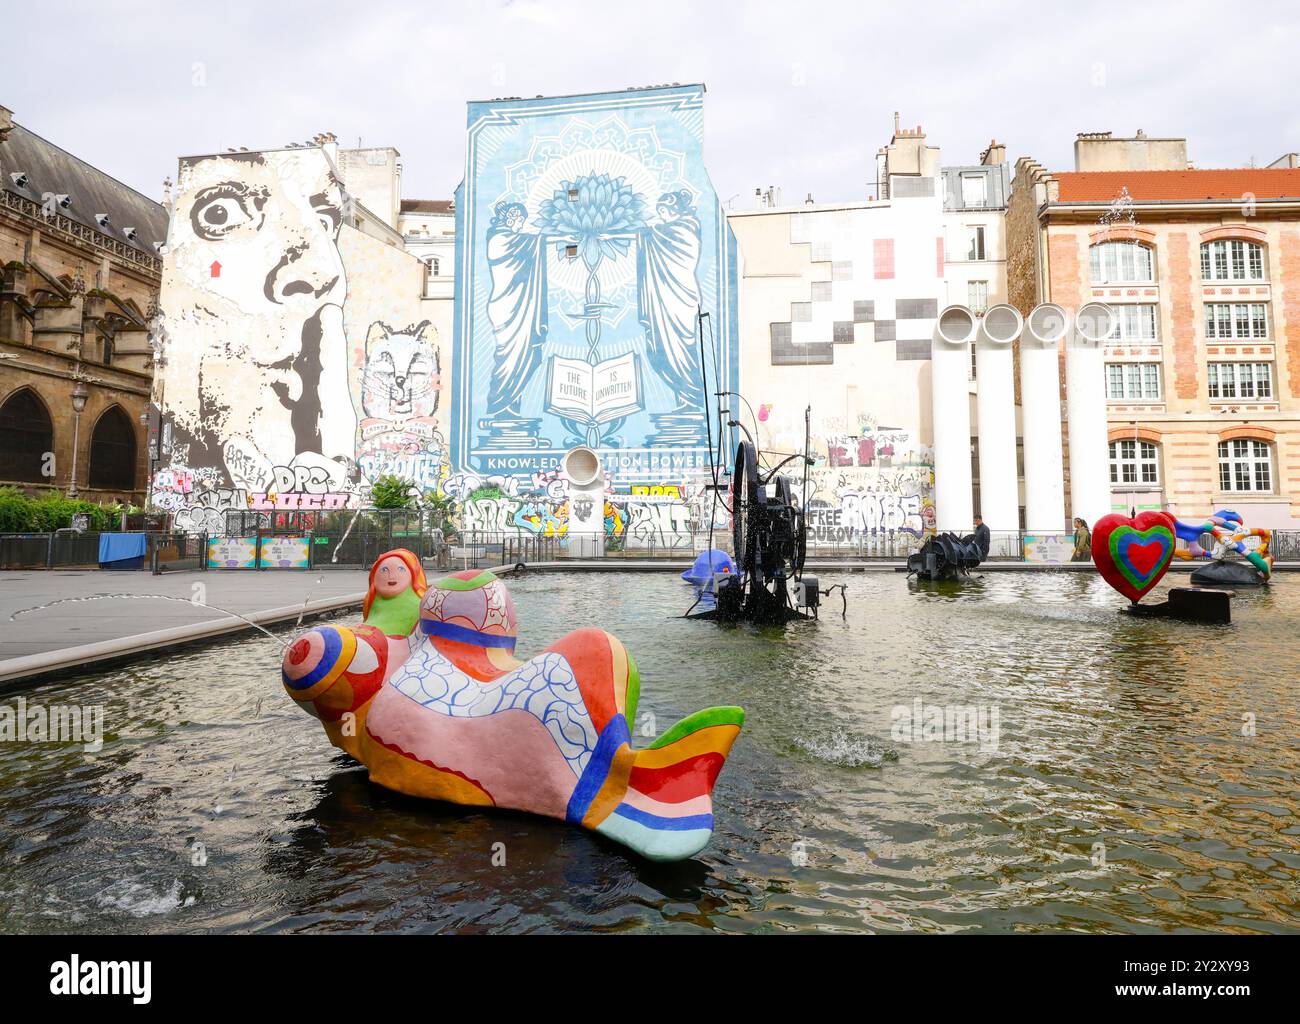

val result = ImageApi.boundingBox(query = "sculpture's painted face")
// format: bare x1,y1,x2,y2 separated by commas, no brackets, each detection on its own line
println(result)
374,556,412,598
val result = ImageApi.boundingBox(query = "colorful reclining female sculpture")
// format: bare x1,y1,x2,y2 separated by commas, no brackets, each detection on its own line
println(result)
281,550,745,861
1171,508,1272,580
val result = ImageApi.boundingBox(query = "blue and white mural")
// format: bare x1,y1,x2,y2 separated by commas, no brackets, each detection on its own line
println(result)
452,85,739,486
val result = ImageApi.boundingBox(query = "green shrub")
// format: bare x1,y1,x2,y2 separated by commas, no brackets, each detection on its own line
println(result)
420,491,456,528
0,488,119,532
0,487,30,532
369,475,416,510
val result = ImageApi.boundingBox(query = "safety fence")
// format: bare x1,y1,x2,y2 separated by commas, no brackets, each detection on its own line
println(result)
3,523,1296,570
0,531,206,571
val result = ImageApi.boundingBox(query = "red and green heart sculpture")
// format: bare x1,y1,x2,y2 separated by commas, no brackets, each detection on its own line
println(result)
1092,511,1177,603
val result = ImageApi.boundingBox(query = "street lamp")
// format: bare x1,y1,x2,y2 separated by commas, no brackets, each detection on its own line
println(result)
68,381,89,498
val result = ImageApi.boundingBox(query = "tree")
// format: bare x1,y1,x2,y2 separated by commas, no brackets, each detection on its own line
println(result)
369,475,416,510
420,491,456,530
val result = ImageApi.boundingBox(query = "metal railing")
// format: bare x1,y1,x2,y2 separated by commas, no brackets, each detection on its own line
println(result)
150,533,208,572
1265,530,1300,563
0,530,204,571
220,510,449,569
5,525,1295,571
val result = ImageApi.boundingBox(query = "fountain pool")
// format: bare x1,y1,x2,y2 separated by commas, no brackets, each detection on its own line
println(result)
1,570,1297,933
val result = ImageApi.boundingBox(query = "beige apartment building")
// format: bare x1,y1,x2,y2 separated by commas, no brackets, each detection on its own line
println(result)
1009,131,1300,530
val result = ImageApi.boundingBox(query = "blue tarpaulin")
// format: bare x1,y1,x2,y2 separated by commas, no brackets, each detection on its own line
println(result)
99,532,147,569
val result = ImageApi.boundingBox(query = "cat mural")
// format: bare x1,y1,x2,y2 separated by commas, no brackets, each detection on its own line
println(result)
357,320,444,489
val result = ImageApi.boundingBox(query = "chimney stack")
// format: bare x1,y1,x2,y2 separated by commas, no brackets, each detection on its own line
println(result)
980,139,1006,166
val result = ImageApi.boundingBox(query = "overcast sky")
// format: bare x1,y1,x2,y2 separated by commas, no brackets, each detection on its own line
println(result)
6,0,1299,207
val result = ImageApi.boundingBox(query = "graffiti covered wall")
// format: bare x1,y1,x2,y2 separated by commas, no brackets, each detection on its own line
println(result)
752,407,935,546
151,147,440,527
451,84,739,489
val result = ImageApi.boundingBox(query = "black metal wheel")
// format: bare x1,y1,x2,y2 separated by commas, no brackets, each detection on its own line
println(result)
794,506,807,574
732,440,759,574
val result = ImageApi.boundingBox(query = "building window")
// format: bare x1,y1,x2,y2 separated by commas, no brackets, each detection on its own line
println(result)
1109,440,1160,486
967,280,988,313
961,174,987,207
1204,302,1268,340
1106,304,1158,342
88,406,137,491
424,256,440,277
1106,362,1161,400
0,388,54,483
1218,439,1272,492
966,226,986,261
1207,362,1273,400
1089,241,1154,283
1200,239,1265,281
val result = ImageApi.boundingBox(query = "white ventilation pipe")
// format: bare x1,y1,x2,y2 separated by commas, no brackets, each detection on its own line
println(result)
1020,304,1069,533
931,305,977,531
975,304,1023,533
1066,301,1116,532
562,446,606,558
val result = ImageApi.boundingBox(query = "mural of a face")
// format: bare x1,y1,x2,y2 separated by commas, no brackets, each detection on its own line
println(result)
159,149,354,478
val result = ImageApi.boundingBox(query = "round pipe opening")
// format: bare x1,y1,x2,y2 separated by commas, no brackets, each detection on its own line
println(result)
936,305,976,345
1075,302,1116,344
562,446,602,487
1027,303,1068,345
981,304,1023,344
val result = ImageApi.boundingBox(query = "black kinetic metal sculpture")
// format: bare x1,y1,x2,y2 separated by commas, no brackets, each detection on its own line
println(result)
906,532,984,582
702,438,810,624
684,312,834,625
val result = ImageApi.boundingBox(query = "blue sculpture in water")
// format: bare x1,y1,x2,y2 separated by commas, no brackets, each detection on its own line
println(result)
682,549,736,585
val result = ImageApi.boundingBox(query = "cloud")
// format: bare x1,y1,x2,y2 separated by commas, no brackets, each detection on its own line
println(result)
5,0,1298,206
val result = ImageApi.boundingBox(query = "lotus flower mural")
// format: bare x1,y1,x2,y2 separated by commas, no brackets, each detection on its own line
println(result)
537,174,648,363
537,173,648,271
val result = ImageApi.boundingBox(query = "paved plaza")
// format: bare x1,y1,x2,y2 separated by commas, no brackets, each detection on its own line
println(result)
0,568,370,674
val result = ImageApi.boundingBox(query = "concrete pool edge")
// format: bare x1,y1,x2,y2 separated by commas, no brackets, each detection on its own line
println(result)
1,559,1292,690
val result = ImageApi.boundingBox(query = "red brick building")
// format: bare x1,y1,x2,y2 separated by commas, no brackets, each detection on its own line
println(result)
1009,139,1300,530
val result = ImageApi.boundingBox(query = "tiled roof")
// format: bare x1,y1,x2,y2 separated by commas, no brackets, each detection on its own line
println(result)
400,199,453,214
1054,168,1300,203
0,121,168,251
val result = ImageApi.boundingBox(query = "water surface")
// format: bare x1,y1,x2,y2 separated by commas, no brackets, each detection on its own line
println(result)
1,570,1297,933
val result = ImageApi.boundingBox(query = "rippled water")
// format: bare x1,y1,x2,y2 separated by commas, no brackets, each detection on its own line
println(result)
1,570,1297,934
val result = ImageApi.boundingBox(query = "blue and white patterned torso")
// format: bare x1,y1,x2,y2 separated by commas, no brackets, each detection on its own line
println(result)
387,641,597,777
